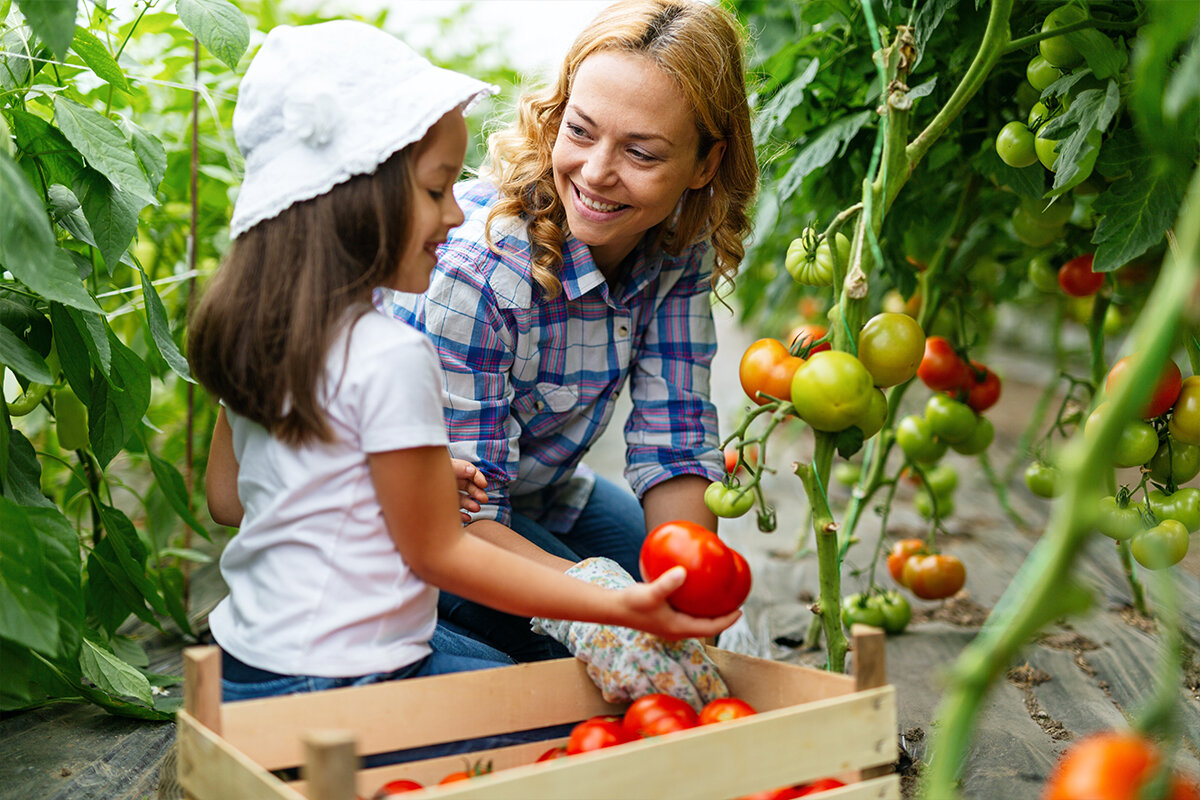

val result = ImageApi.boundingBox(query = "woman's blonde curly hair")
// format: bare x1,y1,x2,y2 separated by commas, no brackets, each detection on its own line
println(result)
482,0,757,299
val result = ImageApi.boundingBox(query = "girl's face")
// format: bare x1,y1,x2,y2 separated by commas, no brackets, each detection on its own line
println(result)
551,50,724,276
394,110,468,292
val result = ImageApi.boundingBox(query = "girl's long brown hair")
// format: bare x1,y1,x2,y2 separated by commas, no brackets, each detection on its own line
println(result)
484,0,758,298
188,148,416,446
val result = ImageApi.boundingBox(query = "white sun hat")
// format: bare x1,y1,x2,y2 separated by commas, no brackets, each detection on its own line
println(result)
228,19,497,238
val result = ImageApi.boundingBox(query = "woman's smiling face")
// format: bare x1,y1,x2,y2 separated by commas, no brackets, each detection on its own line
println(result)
551,50,724,276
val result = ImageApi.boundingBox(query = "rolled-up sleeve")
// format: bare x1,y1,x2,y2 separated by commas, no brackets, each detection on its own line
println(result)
623,247,724,496
417,249,521,525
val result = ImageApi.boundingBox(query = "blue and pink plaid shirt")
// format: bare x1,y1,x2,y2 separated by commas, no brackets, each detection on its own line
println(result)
381,180,723,531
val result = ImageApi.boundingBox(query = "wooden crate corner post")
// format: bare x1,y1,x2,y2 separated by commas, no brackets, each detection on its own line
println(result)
850,624,894,782
301,730,360,800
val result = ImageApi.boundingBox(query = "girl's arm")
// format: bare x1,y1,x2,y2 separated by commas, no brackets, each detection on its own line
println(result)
206,408,244,526
642,474,718,535
369,445,737,640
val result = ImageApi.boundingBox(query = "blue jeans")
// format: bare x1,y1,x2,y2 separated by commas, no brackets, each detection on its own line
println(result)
219,633,566,765
436,475,646,662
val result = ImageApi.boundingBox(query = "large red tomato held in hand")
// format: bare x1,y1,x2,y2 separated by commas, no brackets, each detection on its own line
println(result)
639,521,752,618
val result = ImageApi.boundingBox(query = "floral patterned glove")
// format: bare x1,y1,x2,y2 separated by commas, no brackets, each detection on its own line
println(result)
531,557,729,711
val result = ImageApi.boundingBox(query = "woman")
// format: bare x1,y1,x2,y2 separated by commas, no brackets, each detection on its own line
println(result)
383,0,758,662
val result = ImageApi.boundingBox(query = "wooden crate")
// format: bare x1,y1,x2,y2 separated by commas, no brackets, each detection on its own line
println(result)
176,626,899,800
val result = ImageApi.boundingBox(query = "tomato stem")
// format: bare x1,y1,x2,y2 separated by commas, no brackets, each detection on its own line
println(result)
795,432,848,672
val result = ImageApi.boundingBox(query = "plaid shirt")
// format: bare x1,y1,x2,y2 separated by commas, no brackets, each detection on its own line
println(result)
382,180,723,531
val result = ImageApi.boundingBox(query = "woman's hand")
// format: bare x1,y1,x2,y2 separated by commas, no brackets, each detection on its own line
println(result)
450,458,488,523
615,565,741,640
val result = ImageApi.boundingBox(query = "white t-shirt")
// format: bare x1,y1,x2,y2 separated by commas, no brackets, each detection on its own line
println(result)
209,310,448,677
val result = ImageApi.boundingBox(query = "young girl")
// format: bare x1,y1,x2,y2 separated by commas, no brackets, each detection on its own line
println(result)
187,20,737,706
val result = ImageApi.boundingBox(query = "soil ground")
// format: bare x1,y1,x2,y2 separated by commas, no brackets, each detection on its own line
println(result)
2,305,1198,799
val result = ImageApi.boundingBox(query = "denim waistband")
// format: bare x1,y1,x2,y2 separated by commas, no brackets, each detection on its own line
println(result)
220,649,294,683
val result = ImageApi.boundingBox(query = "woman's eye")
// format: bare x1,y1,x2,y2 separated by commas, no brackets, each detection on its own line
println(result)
565,122,588,138
629,148,656,162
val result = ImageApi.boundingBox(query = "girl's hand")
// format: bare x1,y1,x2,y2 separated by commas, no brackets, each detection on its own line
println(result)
451,458,488,523
619,566,742,640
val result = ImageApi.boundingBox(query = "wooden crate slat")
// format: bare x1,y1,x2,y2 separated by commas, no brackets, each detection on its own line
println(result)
176,710,308,800
707,646,858,705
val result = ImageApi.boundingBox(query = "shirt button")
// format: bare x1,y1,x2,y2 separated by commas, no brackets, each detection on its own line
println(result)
535,400,545,411
618,325,629,337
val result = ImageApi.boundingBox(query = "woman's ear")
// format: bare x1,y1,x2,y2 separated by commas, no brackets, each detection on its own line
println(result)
688,140,727,191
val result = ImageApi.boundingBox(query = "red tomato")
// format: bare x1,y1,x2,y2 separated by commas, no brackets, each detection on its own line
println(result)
1043,730,1200,800
622,693,699,737
1106,355,1183,419
534,745,569,762
736,787,805,800
796,778,848,795
1057,253,1104,297
725,444,759,475
566,716,635,754
962,361,1002,412
918,336,969,391
699,696,758,724
887,538,926,586
639,521,752,618
901,553,966,600
788,323,832,355
740,338,805,406
438,772,471,785
372,779,424,798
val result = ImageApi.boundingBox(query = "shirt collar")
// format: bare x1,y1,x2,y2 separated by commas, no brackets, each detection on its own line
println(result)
558,232,668,305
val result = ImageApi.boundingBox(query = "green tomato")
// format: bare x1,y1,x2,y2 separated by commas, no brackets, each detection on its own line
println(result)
1086,405,1159,468
1096,495,1146,541
1039,4,1087,69
816,231,851,272
1148,438,1200,485
1026,55,1061,92
1024,461,1060,499
1131,519,1190,570
923,464,959,499
1028,254,1061,293
1147,488,1200,533
914,488,954,520
1028,100,1059,132
833,461,862,487
54,385,89,451
1020,195,1074,228
896,415,945,464
925,394,978,444
855,388,888,440
841,592,886,631
1011,206,1061,247
857,312,926,388
785,228,832,287
950,415,995,456
866,591,912,635
790,351,875,432
1169,376,1200,446
704,481,755,519
995,121,1037,168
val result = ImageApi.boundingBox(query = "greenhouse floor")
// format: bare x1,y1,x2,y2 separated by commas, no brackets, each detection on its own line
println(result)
3,307,1199,800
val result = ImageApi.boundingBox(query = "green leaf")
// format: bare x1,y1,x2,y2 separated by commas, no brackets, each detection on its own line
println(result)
138,268,192,382
119,118,167,192
95,503,168,619
1,27,35,90
80,633,153,705
73,166,145,273
147,448,209,541
0,395,10,485
47,183,96,247
88,331,150,467
1090,140,1186,273
0,497,59,656
70,26,129,93
53,97,156,206
0,322,51,383
776,110,873,204
25,502,85,658
176,0,250,70
1064,24,1127,81
159,565,194,637
754,59,820,144
7,109,85,189
0,150,55,281
2,429,53,508
1041,82,1119,194
14,0,75,60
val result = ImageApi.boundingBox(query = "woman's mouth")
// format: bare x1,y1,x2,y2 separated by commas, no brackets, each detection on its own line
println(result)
574,184,628,216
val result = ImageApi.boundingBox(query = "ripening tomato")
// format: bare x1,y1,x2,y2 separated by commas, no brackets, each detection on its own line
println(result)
566,716,636,754
1042,729,1200,800
1057,254,1104,297
887,538,926,586
698,697,757,724
788,322,832,356
857,312,926,388
725,444,759,475
918,336,969,392
639,521,752,617
535,745,569,762
439,772,471,784
790,351,875,432
740,338,805,406
622,693,699,737
373,779,424,798
1106,355,1182,420
902,553,966,600
962,362,1002,412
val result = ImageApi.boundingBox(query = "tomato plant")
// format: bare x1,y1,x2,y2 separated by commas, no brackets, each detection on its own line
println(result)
918,337,968,392
698,697,757,725
566,716,635,754
902,553,967,600
740,338,805,406
639,521,752,617
1106,356,1182,420
789,351,875,432
857,311,926,388
622,693,699,737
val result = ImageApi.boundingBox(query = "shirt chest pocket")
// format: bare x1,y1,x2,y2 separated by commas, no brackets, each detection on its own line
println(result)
512,382,579,437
